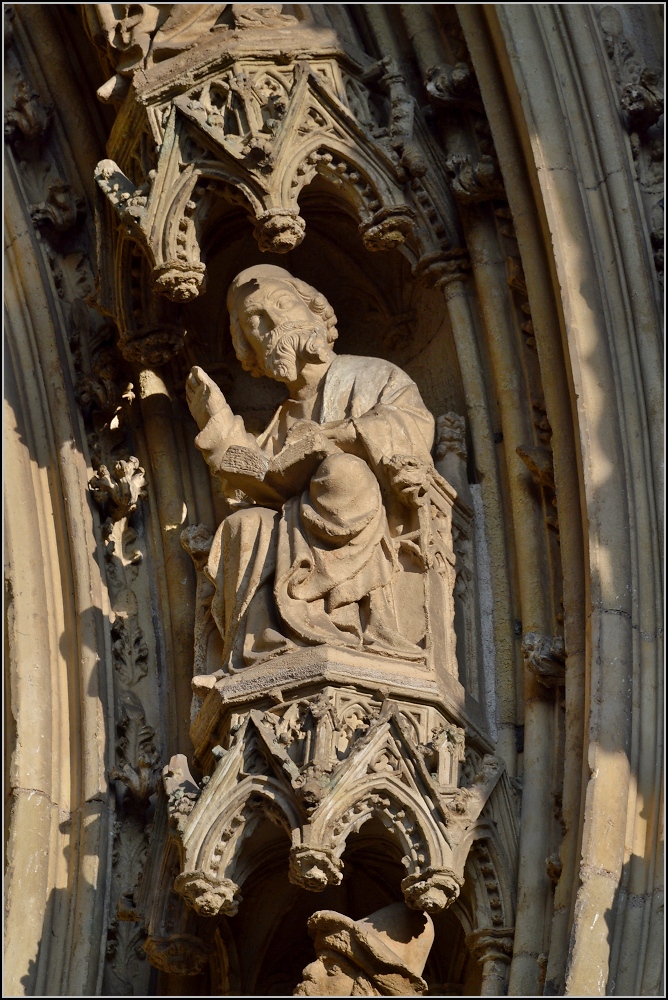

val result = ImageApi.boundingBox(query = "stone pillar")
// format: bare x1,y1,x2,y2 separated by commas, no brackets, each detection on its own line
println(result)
465,928,514,996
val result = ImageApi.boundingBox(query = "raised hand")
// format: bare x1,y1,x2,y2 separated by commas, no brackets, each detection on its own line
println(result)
186,366,229,431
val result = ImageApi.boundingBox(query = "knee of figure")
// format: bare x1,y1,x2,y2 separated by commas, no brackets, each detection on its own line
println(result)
310,453,380,518
223,505,279,541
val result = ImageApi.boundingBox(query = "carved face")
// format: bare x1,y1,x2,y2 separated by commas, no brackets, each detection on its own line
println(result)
293,950,368,997
234,277,331,383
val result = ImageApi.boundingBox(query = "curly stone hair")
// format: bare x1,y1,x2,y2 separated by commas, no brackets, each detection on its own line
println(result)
226,265,338,378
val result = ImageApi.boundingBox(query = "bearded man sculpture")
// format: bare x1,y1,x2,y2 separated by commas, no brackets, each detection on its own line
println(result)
186,264,449,676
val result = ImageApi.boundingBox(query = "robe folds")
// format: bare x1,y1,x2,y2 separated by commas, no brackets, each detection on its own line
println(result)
205,354,435,671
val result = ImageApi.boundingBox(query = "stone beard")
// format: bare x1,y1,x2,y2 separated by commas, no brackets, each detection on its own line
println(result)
186,264,436,673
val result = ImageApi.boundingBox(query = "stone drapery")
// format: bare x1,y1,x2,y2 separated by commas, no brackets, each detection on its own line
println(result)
205,354,435,670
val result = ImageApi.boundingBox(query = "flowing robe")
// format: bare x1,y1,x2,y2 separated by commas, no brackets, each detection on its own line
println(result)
203,354,435,671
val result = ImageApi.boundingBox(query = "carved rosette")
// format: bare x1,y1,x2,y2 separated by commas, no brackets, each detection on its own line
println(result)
91,15,465,364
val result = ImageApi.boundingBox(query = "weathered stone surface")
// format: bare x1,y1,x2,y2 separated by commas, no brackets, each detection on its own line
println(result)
294,902,434,996
4,3,662,997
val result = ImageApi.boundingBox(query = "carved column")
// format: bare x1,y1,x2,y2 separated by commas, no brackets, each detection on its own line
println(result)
412,10,562,991
438,275,517,774
465,927,515,996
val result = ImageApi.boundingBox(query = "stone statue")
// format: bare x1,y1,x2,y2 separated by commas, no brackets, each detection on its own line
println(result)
293,902,434,996
186,263,441,673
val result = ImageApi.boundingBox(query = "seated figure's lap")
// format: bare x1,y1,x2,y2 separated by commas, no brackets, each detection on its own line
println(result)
211,454,383,585
224,453,379,535
309,453,381,525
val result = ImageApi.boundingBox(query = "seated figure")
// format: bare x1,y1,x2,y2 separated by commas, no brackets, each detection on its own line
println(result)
187,264,446,673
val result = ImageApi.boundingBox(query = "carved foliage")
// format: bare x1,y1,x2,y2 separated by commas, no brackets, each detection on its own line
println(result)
89,456,147,523
87,439,160,993
5,14,85,247
110,690,160,802
4,77,52,140
445,153,505,204
425,62,482,111
30,178,84,232
435,412,466,462
98,61,425,281
105,919,149,995
500,224,561,541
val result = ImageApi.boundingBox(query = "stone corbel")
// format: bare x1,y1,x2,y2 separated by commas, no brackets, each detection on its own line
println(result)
288,845,344,891
425,62,483,112
444,152,505,204
521,633,566,689
162,700,504,923
401,867,465,913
